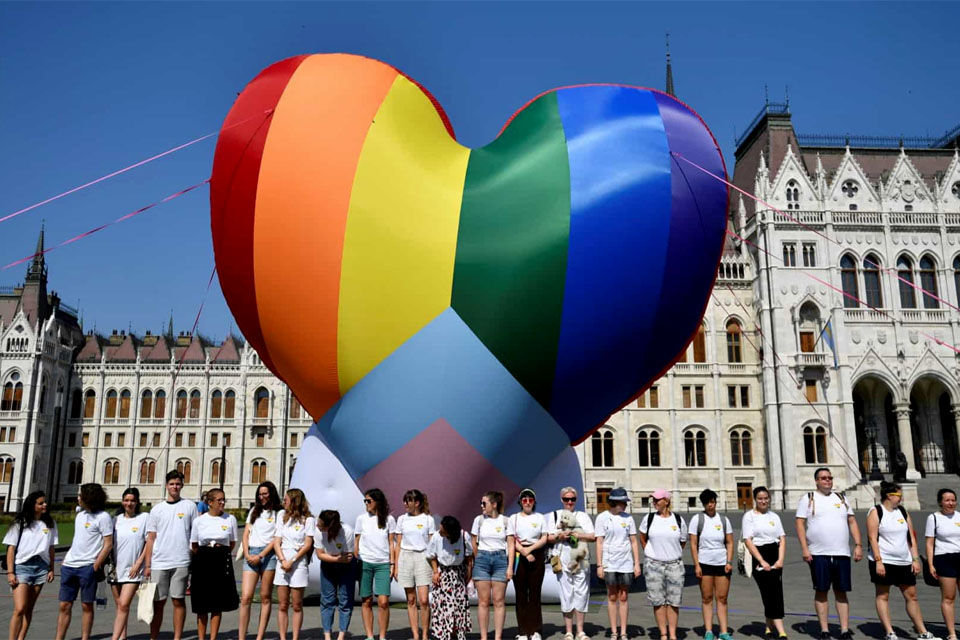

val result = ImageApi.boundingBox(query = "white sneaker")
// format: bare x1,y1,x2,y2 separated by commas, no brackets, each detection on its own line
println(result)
918,634,941,640
883,634,899,640
517,636,528,640
531,634,542,640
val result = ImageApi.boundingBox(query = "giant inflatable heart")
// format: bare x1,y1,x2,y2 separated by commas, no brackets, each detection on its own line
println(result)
210,53,727,523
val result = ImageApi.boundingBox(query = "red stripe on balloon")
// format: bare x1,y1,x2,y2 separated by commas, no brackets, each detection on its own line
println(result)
210,55,309,375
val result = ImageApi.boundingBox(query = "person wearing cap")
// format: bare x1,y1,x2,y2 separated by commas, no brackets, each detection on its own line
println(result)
547,486,596,640
688,489,734,640
639,489,687,640
595,487,640,640
508,488,548,640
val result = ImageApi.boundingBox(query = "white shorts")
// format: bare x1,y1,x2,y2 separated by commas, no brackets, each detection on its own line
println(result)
559,568,589,613
273,554,310,588
397,549,433,588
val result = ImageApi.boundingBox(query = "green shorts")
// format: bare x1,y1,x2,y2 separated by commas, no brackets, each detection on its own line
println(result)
359,560,391,598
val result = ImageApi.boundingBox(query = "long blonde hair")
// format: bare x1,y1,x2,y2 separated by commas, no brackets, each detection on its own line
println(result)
283,488,312,524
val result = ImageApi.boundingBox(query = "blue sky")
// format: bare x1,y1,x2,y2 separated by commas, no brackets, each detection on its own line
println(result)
1,2,957,341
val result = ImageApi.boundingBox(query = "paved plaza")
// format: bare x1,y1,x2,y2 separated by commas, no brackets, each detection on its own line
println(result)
2,511,955,639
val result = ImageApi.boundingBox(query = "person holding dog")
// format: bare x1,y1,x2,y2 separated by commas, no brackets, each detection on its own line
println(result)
547,486,595,640
639,489,687,640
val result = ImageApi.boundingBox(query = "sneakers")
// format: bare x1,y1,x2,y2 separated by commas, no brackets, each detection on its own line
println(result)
576,634,591,640
883,634,898,640
563,634,574,640
917,634,941,640
719,634,734,640
517,636,529,640
840,631,854,640
705,633,715,640
819,632,831,640
531,635,542,640
765,632,774,640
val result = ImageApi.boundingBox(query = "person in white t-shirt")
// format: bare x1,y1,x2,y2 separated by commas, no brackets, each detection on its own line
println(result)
395,489,436,640
508,488,548,640
355,488,397,640
273,489,315,640
639,489,687,640
109,488,149,640
866,481,939,640
55,482,114,640
190,488,240,640
595,487,640,640
688,489,734,640
547,486,596,640
926,488,960,640
4,490,58,640
741,486,787,639
427,515,475,640
472,490,513,640
144,470,198,640
315,510,356,640
796,467,862,640
239,481,282,640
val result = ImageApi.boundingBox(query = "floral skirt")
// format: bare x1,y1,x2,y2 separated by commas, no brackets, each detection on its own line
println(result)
431,563,471,640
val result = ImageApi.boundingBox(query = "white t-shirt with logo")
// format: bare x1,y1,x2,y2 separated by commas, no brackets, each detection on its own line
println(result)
925,512,960,555
146,499,198,570
315,523,354,557
689,512,733,566
113,513,148,582
191,513,239,547
472,514,508,552
508,512,547,545
741,510,785,547
426,531,473,567
3,519,58,565
795,492,854,557
246,508,279,548
638,513,687,562
397,513,437,551
547,510,596,569
64,510,114,568
868,505,912,565
595,510,638,572
355,513,396,563
274,511,316,552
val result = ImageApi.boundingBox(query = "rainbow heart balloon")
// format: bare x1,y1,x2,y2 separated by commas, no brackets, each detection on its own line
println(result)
210,53,727,521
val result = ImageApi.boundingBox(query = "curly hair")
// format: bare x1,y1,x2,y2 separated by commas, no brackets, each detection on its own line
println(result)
80,483,107,513
282,488,312,525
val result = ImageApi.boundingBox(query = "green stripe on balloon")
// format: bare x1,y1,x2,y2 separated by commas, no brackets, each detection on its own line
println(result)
452,91,571,408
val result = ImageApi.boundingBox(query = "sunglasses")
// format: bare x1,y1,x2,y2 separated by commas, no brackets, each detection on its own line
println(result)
480,501,490,507
561,497,577,503
888,492,902,497
363,498,374,504
520,497,535,503
819,476,834,480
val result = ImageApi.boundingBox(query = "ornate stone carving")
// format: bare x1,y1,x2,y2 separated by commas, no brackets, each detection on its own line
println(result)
852,330,862,344
878,331,887,344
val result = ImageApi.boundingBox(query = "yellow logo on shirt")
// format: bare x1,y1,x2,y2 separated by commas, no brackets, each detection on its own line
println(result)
84,522,91,528
620,522,629,528
417,524,424,529
267,518,274,523
834,503,842,508
495,527,503,532
177,513,184,519
769,521,775,526
454,549,461,555
714,525,722,530
532,523,540,527
131,527,139,532
897,519,905,524
222,525,229,531
42,528,49,534
671,526,678,531
336,543,342,549
294,525,302,531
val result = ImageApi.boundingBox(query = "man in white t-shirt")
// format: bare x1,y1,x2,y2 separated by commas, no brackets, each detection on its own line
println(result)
144,470,198,640
796,467,863,640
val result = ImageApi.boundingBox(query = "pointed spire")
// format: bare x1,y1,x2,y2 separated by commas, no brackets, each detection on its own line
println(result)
665,33,675,97
815,152,827,197
26,222,46,281
167,310,174,338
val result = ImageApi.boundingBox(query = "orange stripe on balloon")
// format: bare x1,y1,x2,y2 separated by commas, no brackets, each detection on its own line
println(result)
253,54,399,420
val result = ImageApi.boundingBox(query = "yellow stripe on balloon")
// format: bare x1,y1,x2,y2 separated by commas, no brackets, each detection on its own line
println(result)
337,75,471,394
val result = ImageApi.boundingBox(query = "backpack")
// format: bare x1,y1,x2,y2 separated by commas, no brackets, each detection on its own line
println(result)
644,511,683,536
807,491,846,516
874,504,911,547
692,512,732,549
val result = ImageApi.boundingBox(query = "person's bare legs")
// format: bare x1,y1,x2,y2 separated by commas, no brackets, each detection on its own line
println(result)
564,611,575,635
291,589,304,640
700,576,715,634
17,585,42,640
277,586,291,640
405,588,421,640
198,613,209,640
9,585,31,640
901,585,930,635
111,583,138,640
239,572,260,640
875,585,893,635
666,606,679,639
417,585,430,640
492,582,507,640
477,580,492,640
617,587,629,637
376,594,390,640
606,585,620,635
79,601,95,640
55,601,73,640
257,572,275,640
150,600,166,640
767,618,787,637
715,575,730,634
834,589,850,632
941,577,957,638
653,605,668,639
575,610,586,636
361,596,375,639
813,591,830,633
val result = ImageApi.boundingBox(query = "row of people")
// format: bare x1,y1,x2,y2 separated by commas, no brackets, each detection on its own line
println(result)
5,468,960,640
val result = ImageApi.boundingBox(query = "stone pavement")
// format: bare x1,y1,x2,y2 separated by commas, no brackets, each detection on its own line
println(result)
2,511,954,639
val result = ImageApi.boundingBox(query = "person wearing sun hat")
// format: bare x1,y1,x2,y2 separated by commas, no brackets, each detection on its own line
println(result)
508,488,549,640
596,487,640,640
639,488,687,640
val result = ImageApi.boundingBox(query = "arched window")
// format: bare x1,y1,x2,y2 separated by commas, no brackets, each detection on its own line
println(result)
786,179,800,210
897,256,917,309
154,390,166,419
210,459,222,484
67,459,82,484
119,390,131,418
693,325,707,363
176,459,192,484
730,429,753,466
1,383,13,412
290,397,302,420
224,390,236,419
102,460,121,484
251,459,268,484
140,390,153,418
863,254,883,308
684,429,708,466
726,320,743,363
189,390,201,419
175,390,188,419
139,459,156,484
803,425,828,464
210,390,222,419
83,389,96,419
255,387,270,418
954,256,960,306
0,456,14,483
105,389,118,418
590,429,615,467
920,256,940,309
637,428,661,467
70,389,83,419
840,255,860,308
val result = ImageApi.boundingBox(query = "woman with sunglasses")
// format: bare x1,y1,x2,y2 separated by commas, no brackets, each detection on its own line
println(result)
548,486,596,640
355,488,396,640
472,491,512,640
508,488,548,640
189,488,240,640
395,489,436,640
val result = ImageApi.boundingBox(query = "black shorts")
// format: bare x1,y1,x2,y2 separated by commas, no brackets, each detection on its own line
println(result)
868,560,916,586
809,555,852,592
700,563,732,577
933,553,960,579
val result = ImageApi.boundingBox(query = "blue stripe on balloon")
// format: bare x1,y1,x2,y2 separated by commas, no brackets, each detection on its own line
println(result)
636,93,727,395
549,86,673,439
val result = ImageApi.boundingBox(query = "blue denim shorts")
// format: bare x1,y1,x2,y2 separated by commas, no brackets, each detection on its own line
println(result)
472,549,508,582
243,545,278,573
14,556,50,586
59,564,97,603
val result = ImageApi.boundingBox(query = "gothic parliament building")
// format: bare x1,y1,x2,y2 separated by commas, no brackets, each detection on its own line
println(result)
3,91,960,514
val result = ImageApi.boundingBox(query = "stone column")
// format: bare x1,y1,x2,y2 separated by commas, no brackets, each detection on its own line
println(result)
895,403,921,480
951,404,960,474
